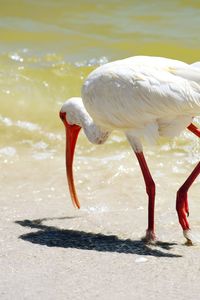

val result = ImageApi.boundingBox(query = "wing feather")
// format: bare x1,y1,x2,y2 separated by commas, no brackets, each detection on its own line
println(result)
168,65,200,84
82,56,200,130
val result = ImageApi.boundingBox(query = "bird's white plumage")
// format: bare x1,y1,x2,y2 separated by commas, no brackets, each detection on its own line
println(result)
81,56,200,149
61,56,200,152
60,56,200,242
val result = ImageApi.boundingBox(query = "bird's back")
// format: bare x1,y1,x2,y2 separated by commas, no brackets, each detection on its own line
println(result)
82,56,200,136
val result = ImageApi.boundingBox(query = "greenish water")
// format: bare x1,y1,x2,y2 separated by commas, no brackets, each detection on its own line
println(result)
0,0,199,240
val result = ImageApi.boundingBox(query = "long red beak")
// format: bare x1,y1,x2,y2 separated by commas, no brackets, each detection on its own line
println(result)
60,111,81,209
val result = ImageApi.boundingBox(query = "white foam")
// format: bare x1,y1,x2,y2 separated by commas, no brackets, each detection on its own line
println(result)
0,147,16,156
16,120,40,131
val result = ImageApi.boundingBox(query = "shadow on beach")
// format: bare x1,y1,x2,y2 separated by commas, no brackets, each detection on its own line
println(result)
15,217,181,258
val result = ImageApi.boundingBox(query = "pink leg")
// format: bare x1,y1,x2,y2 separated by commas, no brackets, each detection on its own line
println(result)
135,152,156,241
176,123,200,237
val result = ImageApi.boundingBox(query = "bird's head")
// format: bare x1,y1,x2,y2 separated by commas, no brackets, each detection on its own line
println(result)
60,97,109,209
59,97,82,209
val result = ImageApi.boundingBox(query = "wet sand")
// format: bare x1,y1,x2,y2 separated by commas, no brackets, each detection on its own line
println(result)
1,156,200,300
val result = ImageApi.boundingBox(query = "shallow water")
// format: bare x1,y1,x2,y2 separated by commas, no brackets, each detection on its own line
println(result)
0,0,200,241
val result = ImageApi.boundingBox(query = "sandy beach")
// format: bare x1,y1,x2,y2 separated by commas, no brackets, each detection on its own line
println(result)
1,156,200,300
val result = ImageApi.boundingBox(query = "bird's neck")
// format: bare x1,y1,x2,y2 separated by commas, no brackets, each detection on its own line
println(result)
80,113,109,145
62,98,109,145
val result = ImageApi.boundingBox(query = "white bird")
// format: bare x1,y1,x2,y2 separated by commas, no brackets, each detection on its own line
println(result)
60,56,200,244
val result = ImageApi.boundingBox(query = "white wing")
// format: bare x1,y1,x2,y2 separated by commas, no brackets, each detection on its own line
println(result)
82,56,200,141
168,65,200,84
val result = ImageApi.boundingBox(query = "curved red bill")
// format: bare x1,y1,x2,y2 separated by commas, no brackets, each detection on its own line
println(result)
60,111,81,208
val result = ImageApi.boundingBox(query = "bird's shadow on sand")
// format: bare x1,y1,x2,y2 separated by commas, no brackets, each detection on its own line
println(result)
15,217,181,258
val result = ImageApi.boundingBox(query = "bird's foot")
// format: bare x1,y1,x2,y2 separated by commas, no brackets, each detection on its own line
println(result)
183,229,193,246
142,229,156,244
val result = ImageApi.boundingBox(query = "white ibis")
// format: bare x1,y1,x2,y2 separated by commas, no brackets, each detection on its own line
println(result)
60,56,200,244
